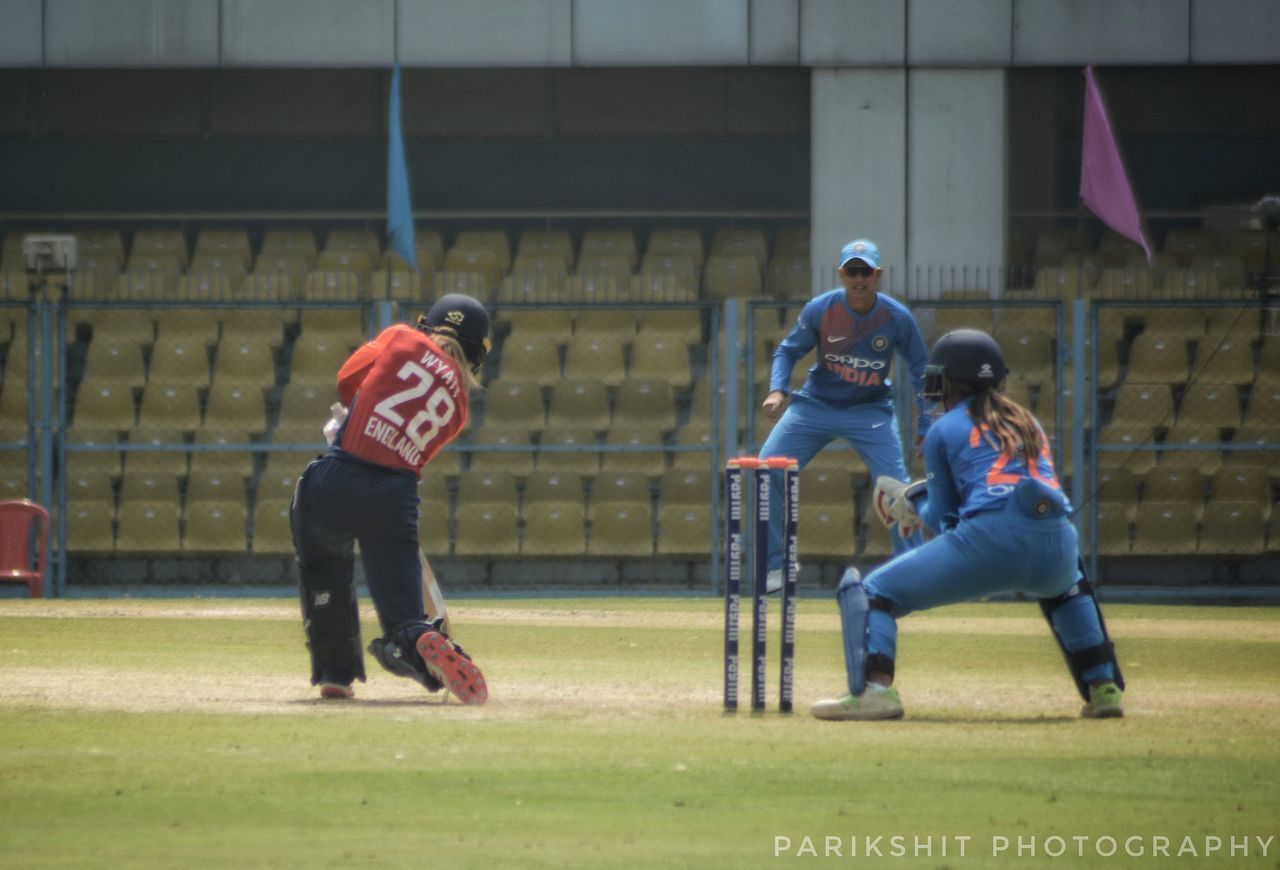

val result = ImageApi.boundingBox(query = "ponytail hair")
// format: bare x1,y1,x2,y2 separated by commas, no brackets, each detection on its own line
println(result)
947,380,1043,459
430,333,484,394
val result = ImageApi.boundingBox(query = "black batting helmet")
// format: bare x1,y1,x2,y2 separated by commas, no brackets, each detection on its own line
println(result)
922,328,1008,401
416,293,492,374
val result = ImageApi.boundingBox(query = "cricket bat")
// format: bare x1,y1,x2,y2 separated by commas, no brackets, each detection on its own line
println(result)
419,547,452,637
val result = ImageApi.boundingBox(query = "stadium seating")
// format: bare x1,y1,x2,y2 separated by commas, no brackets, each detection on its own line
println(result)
453,502,519,557
480,381,546,435
66,502,115,553
562,335,626,386
587,502,652,557
546,381,611,433
115,500,182,553
579,229,639,270
599,429,667,477
612,379,677,433
799,503,856,557
656,504,712,556
1131,501,1198,555
522,501,586,557
466,428,536,476
183,500,248,554
1199,501,1266,555
1094,501,1133,555
536,428,600,474
250,497,294,555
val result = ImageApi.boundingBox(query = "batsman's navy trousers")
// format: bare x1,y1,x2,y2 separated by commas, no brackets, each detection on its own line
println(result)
291,453,424,637
758,394,921,571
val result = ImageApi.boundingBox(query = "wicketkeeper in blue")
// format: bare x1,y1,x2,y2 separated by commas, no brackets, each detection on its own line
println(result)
759,238,931,592
812,328,1125,721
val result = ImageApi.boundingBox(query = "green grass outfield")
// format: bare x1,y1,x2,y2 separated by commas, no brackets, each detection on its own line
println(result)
1,597,1277,869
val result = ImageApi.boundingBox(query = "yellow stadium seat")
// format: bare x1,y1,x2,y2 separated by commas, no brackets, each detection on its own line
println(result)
587,502,652,556
629,333,693,389
183,500,248,554
1131,500,1198,554
1093,501,1133,555
1032,267,1088,300
417,498,450,558
575,252,633,289
186,467,245,503
324,229,381,265
562,335,626,387
1094,423,1158,474
656,504,712,556
64,427,124,476
138,383,202,432
453,231,511,272
579,229,639,270
453,502,519,557
480,381,545,435
254,252,311,289
669,425,715,470
767,254,813,299
1158,422,1225,474
456,469,519,507
257,455,303,501
466,429,536,477
1178,383,1241,429
66,501,115,554
495,335,561,386
276,382,338,431
1141,465,1205,507
636,308,703,346
250,497,294,555
658,468,712,507
522,501,587,557
65,469,115,507
203,381,268,434
799,467,855,507
131,229,189,269
121,428,188,476
72,381,136,431
1161,228,1219,265
1123,334,1189,385
773,227,810,258
1108,384,1175,427
992,327,1054,386
702,254,762,299
82,340,146,388
523,470,585,509
637,252,698,297
147,336,211,387
289,333,356,385
1199,501,1266,555
76,229,126,263
613,379,677,433
710,228,768,270
119,468,181,506
1190,332,1256,385
188,253,248,291
536,428,599,474
799,503,855,558
304,268,368,301
261,229,317,266
371,268,429,302
214,339,278,389
119,255,183,297
546,380,611,434
188,428,255,477
599,428,667,477
574,309,637,342
590,472,651,515
194,228,252,268
502,253,570,300
646,228,704,268
516,230,574,271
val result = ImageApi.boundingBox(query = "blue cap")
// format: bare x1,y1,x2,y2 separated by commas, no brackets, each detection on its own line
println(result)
839,239,881,270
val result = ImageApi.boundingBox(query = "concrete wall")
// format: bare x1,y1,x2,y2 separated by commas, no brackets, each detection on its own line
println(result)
2,0,1276,68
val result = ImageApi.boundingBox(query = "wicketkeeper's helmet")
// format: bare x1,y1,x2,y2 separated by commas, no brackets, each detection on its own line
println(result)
922,328,1008,400
416,293,492,374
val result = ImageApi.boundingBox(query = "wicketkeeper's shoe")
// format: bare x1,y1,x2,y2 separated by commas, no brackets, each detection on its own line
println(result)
1081,681,1124,719
810,686,904,721
318,682,354,700
416,629,488,706
765,564,801,595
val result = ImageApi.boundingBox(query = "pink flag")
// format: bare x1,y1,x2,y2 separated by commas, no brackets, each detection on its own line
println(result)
1080,66,1153,263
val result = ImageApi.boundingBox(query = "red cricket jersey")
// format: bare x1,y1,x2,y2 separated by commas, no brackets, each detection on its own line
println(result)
334,324,469,476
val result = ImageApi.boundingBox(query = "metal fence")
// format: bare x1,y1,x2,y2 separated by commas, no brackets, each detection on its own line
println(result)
2,287,1276,594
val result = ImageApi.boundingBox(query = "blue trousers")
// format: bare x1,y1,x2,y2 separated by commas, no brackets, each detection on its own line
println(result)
758,395,920,571
860,498,1112,683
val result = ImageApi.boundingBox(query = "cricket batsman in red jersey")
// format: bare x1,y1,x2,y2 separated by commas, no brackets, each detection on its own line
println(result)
291,294,491,703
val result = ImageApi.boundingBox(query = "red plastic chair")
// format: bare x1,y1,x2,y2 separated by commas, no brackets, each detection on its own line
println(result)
0,499,50,598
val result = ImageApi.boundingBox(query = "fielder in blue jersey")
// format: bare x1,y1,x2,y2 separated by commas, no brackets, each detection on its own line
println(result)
759,239,930,592
811,329,1125,721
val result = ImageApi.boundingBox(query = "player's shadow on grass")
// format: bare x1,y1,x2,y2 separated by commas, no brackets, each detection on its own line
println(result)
906,714,1075,725
289,697,453,708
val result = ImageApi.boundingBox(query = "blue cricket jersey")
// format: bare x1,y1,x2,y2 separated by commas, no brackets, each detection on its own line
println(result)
919,396,1070,531
770,289,931,428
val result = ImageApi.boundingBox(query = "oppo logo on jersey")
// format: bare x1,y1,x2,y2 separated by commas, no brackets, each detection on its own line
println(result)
823,354,886,370
823,353,886,386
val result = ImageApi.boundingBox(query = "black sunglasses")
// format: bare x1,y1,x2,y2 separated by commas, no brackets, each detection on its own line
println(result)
841,264,877,278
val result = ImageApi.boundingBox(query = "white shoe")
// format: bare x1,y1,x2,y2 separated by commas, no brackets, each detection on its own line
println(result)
811,686,904,721
765,564,800,595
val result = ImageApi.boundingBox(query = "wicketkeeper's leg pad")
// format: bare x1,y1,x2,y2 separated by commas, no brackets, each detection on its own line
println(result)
299,557,366,686
1039,570,1124,701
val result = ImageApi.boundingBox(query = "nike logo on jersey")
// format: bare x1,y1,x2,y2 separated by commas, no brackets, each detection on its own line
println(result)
826,335,848,342
871,422,887,429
